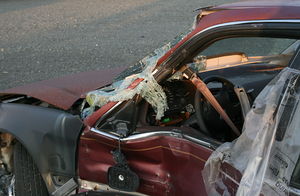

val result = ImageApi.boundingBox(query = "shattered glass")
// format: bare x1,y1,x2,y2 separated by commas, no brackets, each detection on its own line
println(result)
202,67,300,196
189,55,207,72
84,29,192,120
113,29,192,82
85,44,170,120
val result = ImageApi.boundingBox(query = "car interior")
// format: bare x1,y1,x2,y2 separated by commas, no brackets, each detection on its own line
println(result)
94,37,300,147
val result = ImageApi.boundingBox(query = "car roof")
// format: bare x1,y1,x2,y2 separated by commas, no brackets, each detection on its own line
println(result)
214,0,300,9
194,0,300,33
157,1,300,66
194,0,300,35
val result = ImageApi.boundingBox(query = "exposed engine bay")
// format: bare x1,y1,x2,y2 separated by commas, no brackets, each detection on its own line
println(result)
146,80,196,127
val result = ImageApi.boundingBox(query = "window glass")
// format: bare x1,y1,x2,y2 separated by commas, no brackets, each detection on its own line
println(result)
200,37,297,57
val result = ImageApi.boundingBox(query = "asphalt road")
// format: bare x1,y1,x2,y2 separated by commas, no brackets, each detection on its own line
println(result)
0,0,236,90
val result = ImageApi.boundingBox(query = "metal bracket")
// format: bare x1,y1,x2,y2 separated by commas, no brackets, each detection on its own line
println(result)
51,178,78,196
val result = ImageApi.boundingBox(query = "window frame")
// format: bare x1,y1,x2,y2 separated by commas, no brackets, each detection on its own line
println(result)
154,20,300,194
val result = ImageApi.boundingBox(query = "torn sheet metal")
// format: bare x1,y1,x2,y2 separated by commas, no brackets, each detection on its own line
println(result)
202,67,300,196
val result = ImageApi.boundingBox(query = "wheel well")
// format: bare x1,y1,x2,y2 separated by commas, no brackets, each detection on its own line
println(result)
0,103,83,193
0,132,15,173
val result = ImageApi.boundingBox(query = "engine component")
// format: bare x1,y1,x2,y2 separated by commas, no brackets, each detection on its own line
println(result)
148,80,195,126
163,81,193,115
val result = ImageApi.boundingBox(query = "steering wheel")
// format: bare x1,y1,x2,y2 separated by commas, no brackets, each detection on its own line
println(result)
194,76,242,140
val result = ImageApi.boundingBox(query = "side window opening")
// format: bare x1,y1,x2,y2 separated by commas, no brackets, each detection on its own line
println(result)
196,37,298,72
201,37,297,57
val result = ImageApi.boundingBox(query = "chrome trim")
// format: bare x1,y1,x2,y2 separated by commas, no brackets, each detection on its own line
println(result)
90,127,215,149
193,19,300,38
2,96,25,103
91,127,120,140
79,179,148,196
95,101,123,126
183,134,216,149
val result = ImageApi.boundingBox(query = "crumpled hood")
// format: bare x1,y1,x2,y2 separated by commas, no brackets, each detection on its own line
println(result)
0,67,126,110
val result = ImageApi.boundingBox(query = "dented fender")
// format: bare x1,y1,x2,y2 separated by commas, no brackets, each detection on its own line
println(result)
0,103,83,192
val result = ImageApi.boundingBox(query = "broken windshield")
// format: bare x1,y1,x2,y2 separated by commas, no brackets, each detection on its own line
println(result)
83,29,192,120
113,29,192,82
84,43,171,120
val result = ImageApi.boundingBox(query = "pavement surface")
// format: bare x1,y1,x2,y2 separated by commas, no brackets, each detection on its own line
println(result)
0,1,294,195
0,0,236,90
0,2,239,193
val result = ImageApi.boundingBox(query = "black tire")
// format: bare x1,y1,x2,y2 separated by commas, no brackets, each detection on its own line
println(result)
14,142,48,196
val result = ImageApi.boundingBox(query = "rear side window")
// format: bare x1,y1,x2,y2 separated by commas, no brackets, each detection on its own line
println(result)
200,37,297,57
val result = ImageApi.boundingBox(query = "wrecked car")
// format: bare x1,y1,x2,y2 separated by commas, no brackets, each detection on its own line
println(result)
2,1,300,195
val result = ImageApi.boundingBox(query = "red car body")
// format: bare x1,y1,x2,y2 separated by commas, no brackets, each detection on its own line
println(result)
1,1,300,196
